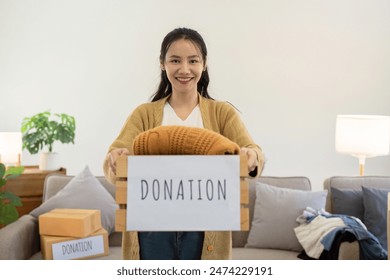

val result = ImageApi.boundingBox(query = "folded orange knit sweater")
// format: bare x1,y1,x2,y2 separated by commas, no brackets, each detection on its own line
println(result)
133,125,240,155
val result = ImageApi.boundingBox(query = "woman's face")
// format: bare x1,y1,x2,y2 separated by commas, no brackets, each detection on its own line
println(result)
163,38,205,96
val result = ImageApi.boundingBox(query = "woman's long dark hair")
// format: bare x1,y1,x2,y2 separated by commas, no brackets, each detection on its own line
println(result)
151,28,212,102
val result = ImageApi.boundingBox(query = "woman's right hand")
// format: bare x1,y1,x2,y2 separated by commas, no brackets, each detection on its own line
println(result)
107,148,130,175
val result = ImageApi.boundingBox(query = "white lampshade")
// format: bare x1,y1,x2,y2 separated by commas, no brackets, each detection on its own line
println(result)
0,132,22,166
335,115,390,158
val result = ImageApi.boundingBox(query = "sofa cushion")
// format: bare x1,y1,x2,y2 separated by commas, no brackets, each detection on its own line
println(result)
324,176,390,213
245,182,327,252
362,186,390,251
232,176,311,248
330,187,364,221
30,166,118,234
232,247,300,260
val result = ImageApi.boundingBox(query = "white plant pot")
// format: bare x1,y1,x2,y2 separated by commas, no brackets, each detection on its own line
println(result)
39,152,61,171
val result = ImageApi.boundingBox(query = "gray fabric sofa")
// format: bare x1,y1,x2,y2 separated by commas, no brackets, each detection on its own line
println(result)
2,174,388,260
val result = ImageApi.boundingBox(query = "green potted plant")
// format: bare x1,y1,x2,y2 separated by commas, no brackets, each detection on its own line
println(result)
0,163,24,225
21,111,76,171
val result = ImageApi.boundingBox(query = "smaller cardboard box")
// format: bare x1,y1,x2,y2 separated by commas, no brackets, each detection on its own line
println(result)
41,227,109,260
39,208,102,238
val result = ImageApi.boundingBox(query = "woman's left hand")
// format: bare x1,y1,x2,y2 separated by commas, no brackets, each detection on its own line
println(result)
240,147,258,173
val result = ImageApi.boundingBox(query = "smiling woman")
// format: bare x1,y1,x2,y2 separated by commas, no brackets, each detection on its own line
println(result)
103,27,264,260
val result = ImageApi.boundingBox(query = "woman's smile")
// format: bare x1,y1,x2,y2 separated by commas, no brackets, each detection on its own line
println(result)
176,76,194,84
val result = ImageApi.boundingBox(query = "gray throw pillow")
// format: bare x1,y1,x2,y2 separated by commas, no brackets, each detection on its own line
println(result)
331,187,364,221
245,182,327,252
362,186,389,251
30,166,118,234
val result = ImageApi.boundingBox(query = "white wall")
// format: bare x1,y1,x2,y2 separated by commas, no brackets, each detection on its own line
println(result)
1,0,389,190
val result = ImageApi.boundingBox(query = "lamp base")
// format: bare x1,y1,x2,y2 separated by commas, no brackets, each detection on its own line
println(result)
359,163,364,176
358,157,366,176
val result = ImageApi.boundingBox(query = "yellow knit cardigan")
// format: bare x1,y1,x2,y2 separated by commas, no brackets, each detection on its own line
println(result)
103,94,264,260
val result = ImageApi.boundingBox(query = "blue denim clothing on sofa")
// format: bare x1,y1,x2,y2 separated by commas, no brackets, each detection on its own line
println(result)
138,231,204,260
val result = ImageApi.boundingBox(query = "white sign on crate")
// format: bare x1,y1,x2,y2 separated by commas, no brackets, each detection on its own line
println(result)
126,155,240,231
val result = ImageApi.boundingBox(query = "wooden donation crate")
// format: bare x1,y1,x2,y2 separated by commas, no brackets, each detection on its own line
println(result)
114,154,250,232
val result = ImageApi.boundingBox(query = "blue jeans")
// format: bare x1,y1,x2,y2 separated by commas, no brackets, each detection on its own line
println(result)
138,231,204,260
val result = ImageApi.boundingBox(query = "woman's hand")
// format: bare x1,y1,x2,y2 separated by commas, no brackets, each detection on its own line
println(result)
240,147,258,173
107,148,130,175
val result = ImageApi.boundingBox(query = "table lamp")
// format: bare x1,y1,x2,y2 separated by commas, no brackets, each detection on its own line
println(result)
335,115,390,175
0,132,22,166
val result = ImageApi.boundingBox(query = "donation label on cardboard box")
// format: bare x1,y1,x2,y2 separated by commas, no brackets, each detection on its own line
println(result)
126,155,240,231
52,235,105,260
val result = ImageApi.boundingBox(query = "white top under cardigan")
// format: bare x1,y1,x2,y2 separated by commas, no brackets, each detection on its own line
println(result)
161,102,204,128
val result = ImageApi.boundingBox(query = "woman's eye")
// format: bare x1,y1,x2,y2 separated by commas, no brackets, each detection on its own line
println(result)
171,59,180,64
190,60,199,64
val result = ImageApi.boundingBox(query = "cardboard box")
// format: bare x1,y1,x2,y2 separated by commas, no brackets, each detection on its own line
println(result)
41,227,109,260
39,208,102,238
